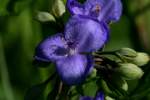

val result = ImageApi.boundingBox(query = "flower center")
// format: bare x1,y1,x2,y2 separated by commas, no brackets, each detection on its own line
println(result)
67,41,78,55
90,4,101,17
69,48,77,55
94,4,101,13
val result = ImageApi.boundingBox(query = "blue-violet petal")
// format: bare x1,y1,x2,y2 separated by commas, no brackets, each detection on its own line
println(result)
65,15,108,53
35,33,68,62
56,54,93,85
67,0,85,15
67,0,122,23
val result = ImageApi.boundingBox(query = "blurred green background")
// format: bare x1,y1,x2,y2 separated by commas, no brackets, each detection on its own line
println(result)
0,0,150,100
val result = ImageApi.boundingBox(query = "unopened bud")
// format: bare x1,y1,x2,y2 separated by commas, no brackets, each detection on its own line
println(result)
111,76,128,91
36,12,55,22
101,80,113,95
131,52,149,66
105,96,115,100
90,68,97,78
121,80,128,91
116,48,137,58
116,63,144,80
52,0,65,17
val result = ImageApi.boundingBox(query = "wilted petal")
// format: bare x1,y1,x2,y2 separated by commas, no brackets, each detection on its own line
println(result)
65,15,108,53
85,0,122,22
56,54,93,85
67,0,85,15
35,33,69,62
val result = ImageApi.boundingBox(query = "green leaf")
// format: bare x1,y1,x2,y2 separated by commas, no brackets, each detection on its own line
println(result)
83,80,98,97
76,85,84,96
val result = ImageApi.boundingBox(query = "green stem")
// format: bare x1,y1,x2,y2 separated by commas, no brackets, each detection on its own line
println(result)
96,51,115,55
58,84,70,100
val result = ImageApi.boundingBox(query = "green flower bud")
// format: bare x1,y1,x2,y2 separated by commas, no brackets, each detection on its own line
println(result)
111,76,128,91
105,96,115,100
121,80,128,91
131,52,149,66
100,79,124,97
36,12,55,22
116,63,144,80
90,68,97,78
52,0,65,17
100,80,113,95
116,48,137,58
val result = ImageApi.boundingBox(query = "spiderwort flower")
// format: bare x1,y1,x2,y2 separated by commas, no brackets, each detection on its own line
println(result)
80,92,104,100
65,15,109,52
34,15,108,85
67,0,122,23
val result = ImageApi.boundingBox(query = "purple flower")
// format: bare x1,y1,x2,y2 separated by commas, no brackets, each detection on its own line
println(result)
67,0,122,23
34,15,108,85
65,15,109,52
80,92,104,100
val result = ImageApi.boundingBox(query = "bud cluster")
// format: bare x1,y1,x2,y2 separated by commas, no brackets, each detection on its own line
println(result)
94,48,149,99
115,48,149,80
